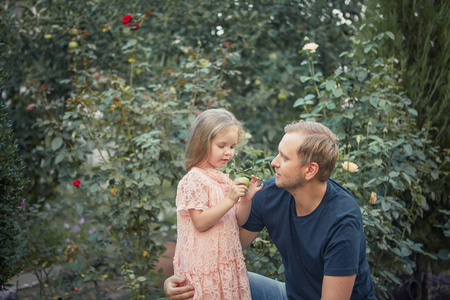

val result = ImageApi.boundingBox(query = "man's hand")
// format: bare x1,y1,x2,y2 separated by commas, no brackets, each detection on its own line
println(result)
164,275,194,300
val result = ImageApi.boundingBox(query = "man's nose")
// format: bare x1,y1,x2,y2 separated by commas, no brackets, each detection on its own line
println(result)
271,155,279,166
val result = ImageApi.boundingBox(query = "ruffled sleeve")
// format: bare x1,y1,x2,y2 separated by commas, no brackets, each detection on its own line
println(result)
176,169,210,214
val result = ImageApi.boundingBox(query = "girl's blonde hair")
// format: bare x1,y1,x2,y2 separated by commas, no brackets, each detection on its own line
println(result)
284,120,339,182
185,109,244,170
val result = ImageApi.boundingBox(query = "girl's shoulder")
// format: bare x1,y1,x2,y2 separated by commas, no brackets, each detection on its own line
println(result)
180,168,210,184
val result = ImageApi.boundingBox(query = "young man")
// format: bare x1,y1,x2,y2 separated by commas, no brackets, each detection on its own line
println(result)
164,120,375,300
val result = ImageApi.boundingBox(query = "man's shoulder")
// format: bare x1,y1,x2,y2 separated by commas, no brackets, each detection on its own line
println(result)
325,179,362,218
327,178,357,201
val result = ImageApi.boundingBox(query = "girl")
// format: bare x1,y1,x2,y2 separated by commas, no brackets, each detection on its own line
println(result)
173,108,262,299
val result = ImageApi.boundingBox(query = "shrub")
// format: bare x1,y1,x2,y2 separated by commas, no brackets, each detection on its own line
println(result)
0,101,27,290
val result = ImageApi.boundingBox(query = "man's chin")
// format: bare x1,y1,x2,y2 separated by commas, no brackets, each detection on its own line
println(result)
274,178,283,188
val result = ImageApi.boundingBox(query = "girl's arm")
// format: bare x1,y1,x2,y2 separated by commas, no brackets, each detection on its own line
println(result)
236,175,263,226
189,180,248,232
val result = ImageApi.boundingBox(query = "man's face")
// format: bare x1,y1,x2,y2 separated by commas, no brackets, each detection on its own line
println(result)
271,132,306,190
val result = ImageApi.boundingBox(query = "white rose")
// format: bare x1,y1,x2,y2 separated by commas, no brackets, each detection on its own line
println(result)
303,42,319,53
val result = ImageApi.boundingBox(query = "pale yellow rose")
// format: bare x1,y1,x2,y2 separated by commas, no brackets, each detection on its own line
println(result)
303,42,319,53
341,161,359,173
369,192,377,204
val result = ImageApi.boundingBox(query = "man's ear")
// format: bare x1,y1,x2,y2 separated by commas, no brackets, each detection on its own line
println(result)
305,162,319,180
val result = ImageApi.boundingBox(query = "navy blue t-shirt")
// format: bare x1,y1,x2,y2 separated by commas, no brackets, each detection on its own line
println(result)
243,177,375,300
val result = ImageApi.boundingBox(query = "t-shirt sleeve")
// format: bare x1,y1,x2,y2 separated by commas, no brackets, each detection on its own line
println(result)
323,216,361,276
176,171,209,214
242,183,266,232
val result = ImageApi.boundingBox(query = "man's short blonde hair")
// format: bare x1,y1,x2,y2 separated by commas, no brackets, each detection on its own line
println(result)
284,120,339,182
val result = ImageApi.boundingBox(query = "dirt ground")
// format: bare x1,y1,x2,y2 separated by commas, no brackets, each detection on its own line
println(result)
1,242,175,300
3,278,168,300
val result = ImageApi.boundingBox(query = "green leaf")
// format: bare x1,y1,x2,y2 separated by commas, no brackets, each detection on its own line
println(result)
392,138,405,148
437,249,450,260
385,31,395,40
325,80,336,91
293,98,305,107
55,153,64,164
277,264,284,274
402,173,412,185
51,137,63,151
369,96,378,107
304,94,316,101
333,88,343,97
389,171,400,178
326,100,336,110
408,108,418,116
403,144,413,155
382,200,391,211
300,76,310,83
357,70,368,82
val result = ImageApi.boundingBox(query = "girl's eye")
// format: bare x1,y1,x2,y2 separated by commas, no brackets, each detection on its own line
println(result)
218,145,225,148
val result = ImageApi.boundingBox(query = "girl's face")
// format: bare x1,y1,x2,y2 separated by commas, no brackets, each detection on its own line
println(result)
207,126,239,169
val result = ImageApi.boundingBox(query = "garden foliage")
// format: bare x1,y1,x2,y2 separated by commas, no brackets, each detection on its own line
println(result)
362,0,450,148
0,101,27,290
0,0,449,298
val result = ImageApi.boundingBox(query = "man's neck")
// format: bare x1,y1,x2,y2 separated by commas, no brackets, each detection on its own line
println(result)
290,180,328,217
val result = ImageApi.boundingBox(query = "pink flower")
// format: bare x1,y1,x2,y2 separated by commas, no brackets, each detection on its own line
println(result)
122,14,132,25
73,180,81,188
26,103,36,110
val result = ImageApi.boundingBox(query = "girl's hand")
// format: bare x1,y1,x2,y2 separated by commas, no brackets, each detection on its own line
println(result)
241,175,263,202
226,178,249,202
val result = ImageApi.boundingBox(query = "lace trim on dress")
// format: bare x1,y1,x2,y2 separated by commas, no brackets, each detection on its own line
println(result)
176,164,231,214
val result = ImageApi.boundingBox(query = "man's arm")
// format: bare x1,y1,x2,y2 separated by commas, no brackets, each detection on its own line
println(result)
239,227,260,249
321,275,356,300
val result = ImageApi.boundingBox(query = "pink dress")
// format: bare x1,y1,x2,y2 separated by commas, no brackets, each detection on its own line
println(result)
173,166,251,300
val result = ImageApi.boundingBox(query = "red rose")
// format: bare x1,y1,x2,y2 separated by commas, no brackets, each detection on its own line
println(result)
122,14,132,25
73,180,81,188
